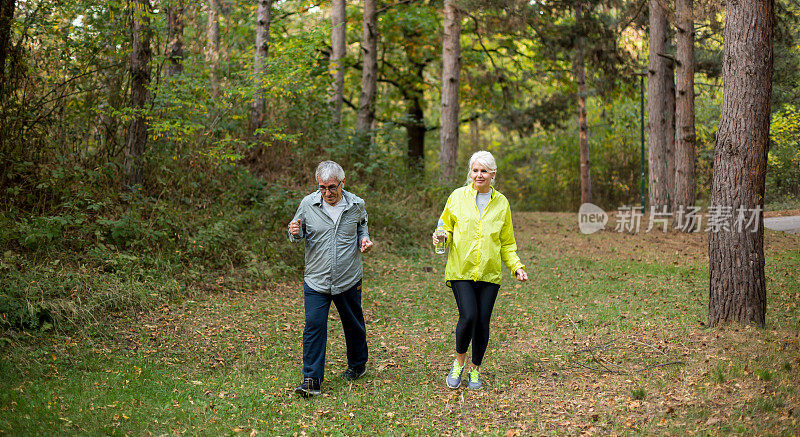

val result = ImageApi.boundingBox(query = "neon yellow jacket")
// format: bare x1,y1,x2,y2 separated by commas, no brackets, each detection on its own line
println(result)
438,185,524,286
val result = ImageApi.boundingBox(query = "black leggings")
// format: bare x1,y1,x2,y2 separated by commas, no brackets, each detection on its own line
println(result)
451,280,500,367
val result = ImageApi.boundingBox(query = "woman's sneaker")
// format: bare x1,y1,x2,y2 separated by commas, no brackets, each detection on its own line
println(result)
445,360,465,389
467,369,483,390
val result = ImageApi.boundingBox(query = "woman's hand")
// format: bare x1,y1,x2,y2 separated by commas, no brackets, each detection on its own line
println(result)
432,232,446,246
515,268,528,282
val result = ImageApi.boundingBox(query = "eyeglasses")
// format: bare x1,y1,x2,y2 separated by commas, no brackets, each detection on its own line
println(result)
318,181,342,193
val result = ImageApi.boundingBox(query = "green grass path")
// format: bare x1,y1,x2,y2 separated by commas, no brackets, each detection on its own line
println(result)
2,213,799,435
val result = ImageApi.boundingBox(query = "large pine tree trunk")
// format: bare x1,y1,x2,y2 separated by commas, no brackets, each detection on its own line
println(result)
708,0,774,327
439,0,461,183
166,0,184,77
125,0,152,187
205,0,221,97
250,0,272,134
329,0,346,125
674,0,696,226
356,0,378,136
0,0,14,97
574,1,591,204
647,0,670,210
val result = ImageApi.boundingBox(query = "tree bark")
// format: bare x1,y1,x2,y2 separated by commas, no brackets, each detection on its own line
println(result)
250,0,272,134
574,1,591,204
439,0,461,183
205,0,221,97
470,118,479,150
0,0,15,97
708,0,773,327
674,0,696,227
665,43,676,206
356,0,378,136
125,0,153,187
329,0,346,125
166,0,184,77
647,0,670,210
101,55,124,158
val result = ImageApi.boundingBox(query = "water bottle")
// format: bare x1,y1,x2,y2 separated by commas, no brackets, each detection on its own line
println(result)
434,220,447,254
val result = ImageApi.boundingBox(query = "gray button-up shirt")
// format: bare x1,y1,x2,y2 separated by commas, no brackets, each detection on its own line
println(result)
288,190,370,295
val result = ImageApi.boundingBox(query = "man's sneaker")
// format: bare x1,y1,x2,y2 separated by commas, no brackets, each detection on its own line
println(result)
341,365,367,381
294,377,321,397
445,360,465,389
467,369,483,390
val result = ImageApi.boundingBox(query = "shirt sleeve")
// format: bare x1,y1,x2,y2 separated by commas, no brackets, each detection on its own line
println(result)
499,201,524,273
288,201,305,243
357,203,370,243
439,192,456,241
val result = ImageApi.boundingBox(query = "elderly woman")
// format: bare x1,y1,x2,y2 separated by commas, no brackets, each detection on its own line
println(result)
432,151,528,390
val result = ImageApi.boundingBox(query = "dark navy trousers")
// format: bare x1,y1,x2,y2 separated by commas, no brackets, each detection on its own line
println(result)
302,281,368,380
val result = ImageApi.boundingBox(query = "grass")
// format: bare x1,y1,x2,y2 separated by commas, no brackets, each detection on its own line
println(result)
1,212,799,435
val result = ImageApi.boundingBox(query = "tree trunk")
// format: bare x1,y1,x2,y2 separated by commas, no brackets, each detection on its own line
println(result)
250,0,272,134
125,0,152,187
665,43,676,207
205,0,221,97
647,0,670,210
101,56,124,158
439,0,461,183
406,98,425,170
470,118,479,150
356,0,378,136
574,1,591,204
674,0,696,228
166,0,184,77
708,0,773,327
0,0,15,97
329,0,346,125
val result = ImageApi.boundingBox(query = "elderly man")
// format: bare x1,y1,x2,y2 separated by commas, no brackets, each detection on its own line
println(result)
287,160,374,397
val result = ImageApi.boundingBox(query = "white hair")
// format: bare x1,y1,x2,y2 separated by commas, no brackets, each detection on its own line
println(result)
315,160,345,182
466,151,497,185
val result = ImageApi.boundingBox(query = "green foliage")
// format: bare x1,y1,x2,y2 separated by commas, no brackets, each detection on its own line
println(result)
694,82,724,203
768,105,800,202
496,94,642,211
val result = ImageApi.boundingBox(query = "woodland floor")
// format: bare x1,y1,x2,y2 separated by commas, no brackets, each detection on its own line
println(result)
2,212,799,435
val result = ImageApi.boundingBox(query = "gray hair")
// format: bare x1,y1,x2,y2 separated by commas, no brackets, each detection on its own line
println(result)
315,160,345,182
466,150,497,185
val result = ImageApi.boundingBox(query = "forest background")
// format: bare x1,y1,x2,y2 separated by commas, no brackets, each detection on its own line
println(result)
0,0,799,356
1,0,800,434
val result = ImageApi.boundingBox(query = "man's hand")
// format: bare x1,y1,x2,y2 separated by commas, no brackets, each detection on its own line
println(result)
360,237,374,253
289,219,301,236
515,268,528,282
